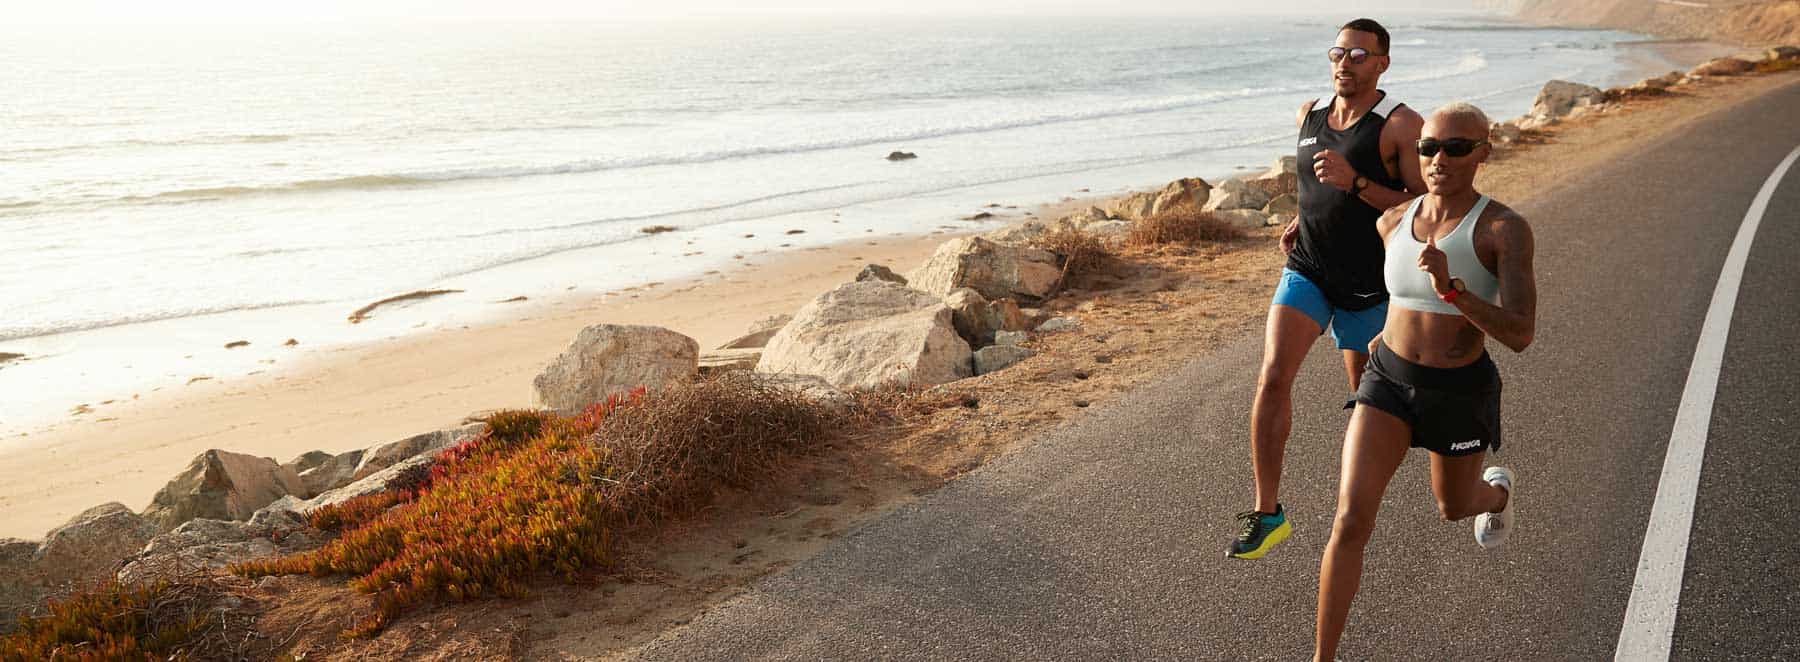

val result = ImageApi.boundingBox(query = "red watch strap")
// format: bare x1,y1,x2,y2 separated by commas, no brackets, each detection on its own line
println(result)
1439,287,1461,303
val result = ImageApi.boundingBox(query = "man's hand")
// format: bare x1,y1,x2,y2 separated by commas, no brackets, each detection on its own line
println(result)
1367,332,1381,357
1280,219,1299,255
1312,149,1357,192
1417,235,1452,294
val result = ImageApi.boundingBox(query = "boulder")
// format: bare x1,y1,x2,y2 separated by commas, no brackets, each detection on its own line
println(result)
974,346,1035,375
986,298,1030,335
282,450,333,475
994,330,1029,346
1036,317,1080,333
983,220,1054,245
303,453,437,514
944,288,995,347
1105,192,1157,222
1084,220,1132,242
33,503,158,591
1490,121,1523,145
755,280,972,389
718,314,793,350
906,236,1062,303
533,324,698,414
116,517,297,585
350,424,482,483
698,348,762,374
0,538,44,628
1770,46,1800,61
296,449,364,497
1261,155,1298,177
1690,57,1753,77
1263,194,1299,218
758,373,853,411
1149,178,1212,216
143,450,307,532
1246,171,1297,199
855,264,908,286
1528,80,1604,121
1202,178,1272,212
1215,208,1276,229
1060,206,1111,228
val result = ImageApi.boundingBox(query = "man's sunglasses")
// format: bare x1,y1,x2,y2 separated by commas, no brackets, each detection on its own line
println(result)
1327,47,1383,64
1418,138,1489,158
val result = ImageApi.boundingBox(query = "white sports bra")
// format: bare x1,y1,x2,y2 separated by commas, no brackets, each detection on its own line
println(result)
1384,195,1501,315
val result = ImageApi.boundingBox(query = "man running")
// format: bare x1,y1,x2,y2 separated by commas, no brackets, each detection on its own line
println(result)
1312,101,1536,661
1228,17,1427,559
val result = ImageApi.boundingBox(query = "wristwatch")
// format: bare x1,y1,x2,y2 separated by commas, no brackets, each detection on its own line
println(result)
1439,277,1467,303
1352,175,1369,195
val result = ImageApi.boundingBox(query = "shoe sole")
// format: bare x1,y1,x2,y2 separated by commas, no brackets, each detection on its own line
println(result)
1226,520,1292,560
1476,467,1515,549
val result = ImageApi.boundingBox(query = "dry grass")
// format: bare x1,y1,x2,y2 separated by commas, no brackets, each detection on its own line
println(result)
1032,227,1111,295
231,373,840,638
1755,58,1800,74
0,575,244,661
1127,204,1245,247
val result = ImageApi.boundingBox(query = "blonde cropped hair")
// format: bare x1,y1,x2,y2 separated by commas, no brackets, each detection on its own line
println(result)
1431,102,1492,137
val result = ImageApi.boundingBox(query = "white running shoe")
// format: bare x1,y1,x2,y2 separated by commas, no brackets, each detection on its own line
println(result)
1474,466,1515,550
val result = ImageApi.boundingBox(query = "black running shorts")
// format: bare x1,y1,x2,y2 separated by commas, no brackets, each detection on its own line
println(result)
1355,342,1503,456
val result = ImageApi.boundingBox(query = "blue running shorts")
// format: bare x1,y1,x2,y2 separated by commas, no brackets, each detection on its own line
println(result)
1270,268,1387,352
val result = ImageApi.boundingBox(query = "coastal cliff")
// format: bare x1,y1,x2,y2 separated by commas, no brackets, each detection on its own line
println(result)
1489,0,1800,46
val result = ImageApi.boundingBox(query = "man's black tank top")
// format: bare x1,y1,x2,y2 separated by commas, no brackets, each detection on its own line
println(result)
1287,91,1406,311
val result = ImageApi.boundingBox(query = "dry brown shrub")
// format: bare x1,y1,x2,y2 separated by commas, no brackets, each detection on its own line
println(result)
1128,204,1245,247
1755,58,1800,74
1032,227,1110,293
845,382,970,430
593,372,837,528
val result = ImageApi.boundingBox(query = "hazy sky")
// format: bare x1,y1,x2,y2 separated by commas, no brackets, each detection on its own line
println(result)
15,0,1471,23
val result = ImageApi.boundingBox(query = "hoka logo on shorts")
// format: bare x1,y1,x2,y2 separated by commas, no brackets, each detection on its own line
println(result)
1299,137,1319,147
1451,439,1482,451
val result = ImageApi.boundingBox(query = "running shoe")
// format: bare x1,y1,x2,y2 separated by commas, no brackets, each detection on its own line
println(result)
1474,467,1515,549
1226,504,1292,559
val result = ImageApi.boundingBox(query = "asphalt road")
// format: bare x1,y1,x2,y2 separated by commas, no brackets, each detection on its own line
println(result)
630,77,1800,661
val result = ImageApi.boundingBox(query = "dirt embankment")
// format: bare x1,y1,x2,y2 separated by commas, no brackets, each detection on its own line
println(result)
1509,0,1800,47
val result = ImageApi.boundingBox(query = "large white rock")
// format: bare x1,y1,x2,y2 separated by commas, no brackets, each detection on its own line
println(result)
906,236,1062,303
1690,57,1753,77
0,538,44,628
142,450,308,531
983,220,1054,245
1203,178,1273,212
756,280,973,389
1215,209,1276,229
349,424,482,483
33,503,158,591
718,314,793,350
1060,206,1111,228
1528,80,1604,121
1105,192,1157,222
533,324,698,414
296,448,364,497
1150,177,1212,217
944,288,995,347
974,345,1034,375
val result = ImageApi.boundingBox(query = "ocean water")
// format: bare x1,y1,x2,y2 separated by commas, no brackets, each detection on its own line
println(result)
0,12,1669,432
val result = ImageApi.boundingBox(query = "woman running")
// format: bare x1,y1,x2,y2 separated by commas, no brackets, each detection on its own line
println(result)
1313,101,1538,662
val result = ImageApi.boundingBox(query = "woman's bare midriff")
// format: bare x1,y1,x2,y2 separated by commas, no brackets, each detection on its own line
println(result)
1383,307,1487,368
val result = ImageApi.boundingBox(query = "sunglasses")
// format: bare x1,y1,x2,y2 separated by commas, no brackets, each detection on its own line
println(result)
1418,138,1489,158
1327,46,1383,64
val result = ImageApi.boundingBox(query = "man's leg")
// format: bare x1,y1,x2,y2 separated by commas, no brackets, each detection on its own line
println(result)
1340,350,1370,392
1251,303,1324,514
1331,301,1387,394
1314,405,1410,662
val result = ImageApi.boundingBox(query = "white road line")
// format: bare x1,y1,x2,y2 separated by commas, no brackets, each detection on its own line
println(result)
1615,142,1800,661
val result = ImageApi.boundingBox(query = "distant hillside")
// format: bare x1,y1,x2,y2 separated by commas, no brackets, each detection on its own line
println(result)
1491,0,1800,47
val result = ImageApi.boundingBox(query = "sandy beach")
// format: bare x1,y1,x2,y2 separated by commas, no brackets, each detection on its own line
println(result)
0,35,1776,542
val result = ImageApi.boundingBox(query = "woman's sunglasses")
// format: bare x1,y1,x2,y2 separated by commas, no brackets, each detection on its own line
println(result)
1418,138,1489,158
1327,47,1382,64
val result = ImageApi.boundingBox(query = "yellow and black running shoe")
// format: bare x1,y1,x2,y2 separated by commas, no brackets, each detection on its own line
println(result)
1226,504,1292,559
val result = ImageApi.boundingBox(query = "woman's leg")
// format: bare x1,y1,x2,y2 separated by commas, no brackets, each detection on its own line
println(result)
1314,405,1412,662
1428,451,1508,521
